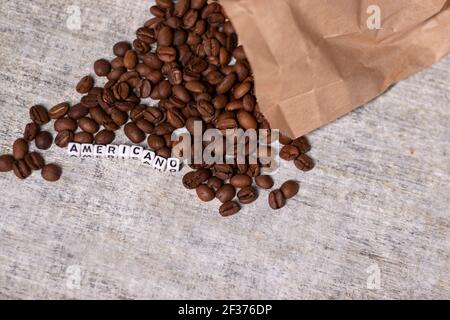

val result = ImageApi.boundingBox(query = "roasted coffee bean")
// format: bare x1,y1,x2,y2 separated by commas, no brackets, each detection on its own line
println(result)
12,160,31,180
24,152,45,170
90,107,108,125
30,105,50,125
74,132,94,144
238,186,258,204
95,130,115,145
55,130,74,148
124,123,146,143
207,177,223,191
48,102,70,119
12,138,28,160
157,46,177,63
41,164,62,182
219,201,240,217
175,0,190,16
150,5,165,18
35,131,53,150
216,184,236,203
279,133,293,145
81,94,99,108
233,45,247,61
191,0,207,10
183,9,198,29
144,108,164,124
124,50,138,69
230,174,252,189
0,154,15,172
79,117,99,134
102,117,120,132
294,154,315,171
113,41,132,57
156,147,171,158
156,0,173,9
182,169,211,189
110,108,128,127
154,122,175,135
167,109,186,129
157,26,174,47
136,79,152,98
279,145,300,161
292,136,311,154
135,118,154,134
233,81,252,100
23,122,40,142
280,180,300,199
255,175,274,189
185,81,206,93
237,110,257,130
216,72,237,94
68,103,89,120
76,75,94,94
147,134,166,151
94,59,111,77
269,190,286,210
246,164,261,177
54,118,77,132
172,85,191,103
107,67,126,81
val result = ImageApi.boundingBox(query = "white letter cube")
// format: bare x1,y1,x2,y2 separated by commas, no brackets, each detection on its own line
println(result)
130,146,144,160
105,145,119,158
152,156,167,171
94,145,106,157
68,143,81,157
166,158,181,172
81,144,94,157
141,150,156,166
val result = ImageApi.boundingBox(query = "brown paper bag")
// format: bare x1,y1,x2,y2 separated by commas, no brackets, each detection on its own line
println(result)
220,0,450,138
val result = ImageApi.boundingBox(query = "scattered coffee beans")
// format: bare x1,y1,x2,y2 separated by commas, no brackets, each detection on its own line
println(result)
13,138,28,160
280,180,299,199
196,184,215,202
35,131,53,150
41,164,62,182
12,160,32,180
269,190,286,210
30,105,50,125
0,155,15,172
48,103,70,119
24,152,45,171
255,175,274,189
219,201,240,217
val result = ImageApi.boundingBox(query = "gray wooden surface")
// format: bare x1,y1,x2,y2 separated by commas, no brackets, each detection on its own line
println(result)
0,0,449,300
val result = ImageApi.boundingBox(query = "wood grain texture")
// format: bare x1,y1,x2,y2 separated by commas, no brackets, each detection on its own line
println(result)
0,0,449,300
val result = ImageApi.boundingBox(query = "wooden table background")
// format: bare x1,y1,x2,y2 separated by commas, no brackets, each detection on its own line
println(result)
0,0,449,300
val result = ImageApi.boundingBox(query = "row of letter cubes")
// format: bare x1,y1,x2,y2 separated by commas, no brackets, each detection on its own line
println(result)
67,143,181,172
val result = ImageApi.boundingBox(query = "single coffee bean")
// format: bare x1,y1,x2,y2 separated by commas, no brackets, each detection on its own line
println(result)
107,67,127,81
147,135,166,151
237,110,257,130
167,109,186,129
233,81,252,100
89,107,108,125
182,169,211,189
74,132,94,144
172,85,191,103
230,174,252,189
110,108,129,127
280,180,300,199
183,9,198,29
255,175,274,189
279,145,300,161
279,133,293,145
23,122,40,141
48,102,70,119
216,184,236,203
153,123,175,136
124,50,138,69
156,147,171,158
207,177,223,191
54,118,78,132
0,154,15,172
191,0,207,10
13,138,29,160
196,184,215,202
76,75,94,94
79,117,99,134
30,105,50,125
157,26,174,47
238,186,258,204
185,80,206,93
35,131,53,150
113,41,132,57
292,136,311,154
175,0,190,16
136,79,152,98
124,123,146,144
268,190,286,210
216,72,236,94
81,94,99,108
41,164,62,182
94,59,111,77
55,130,74,148
68,103,89,120
95,130,115,145
157,46,177,63
219,201,240,217
12,160,32,180
294,154,315,171
24,152,45,170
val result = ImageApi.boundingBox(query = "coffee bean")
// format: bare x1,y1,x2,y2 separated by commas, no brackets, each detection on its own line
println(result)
185,80,206,93
167,109,186,129
55,130,74,148
111,108,129,127
124,50,138,69
136,79,152,98
79,117,99,134
157,26,174,47
48,102,70,119
280,145,300,161
207,177,223,191
89,107,108,125
35,131,53,150
183,169,211,189
216,184,236,203
30,105,50,125
280,180,299,199
13,138,29,160
94,59,111,77
157,147,171,158
23,122,40,142
95,130,115,145
191,0,207,10
196,184,215,202
230,174,252,188
0,154,15,172
124,123,146,143
81,94,99,108
68,103,89,120
216,72,236,94
113,41,132,57
294,154,315,171
292,136,311,154
24,152,45,170
157,46,177,63
268,190,286,210
237,110,257,130
154,122,175,136
246,164,261,178
107,67,127,81
279,133,293,145
219,201,240,217
74,132,94,144
12,160,32,180
255,175,274,189
54,118,78,132
238,186,258,204
76,75,94,94
41,164,62,182
233,81,252,99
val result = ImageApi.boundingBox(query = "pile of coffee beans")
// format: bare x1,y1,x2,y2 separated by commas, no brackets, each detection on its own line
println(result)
0,0,315,215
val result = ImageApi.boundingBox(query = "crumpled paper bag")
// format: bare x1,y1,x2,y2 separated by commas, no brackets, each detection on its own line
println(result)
220,0,450,138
